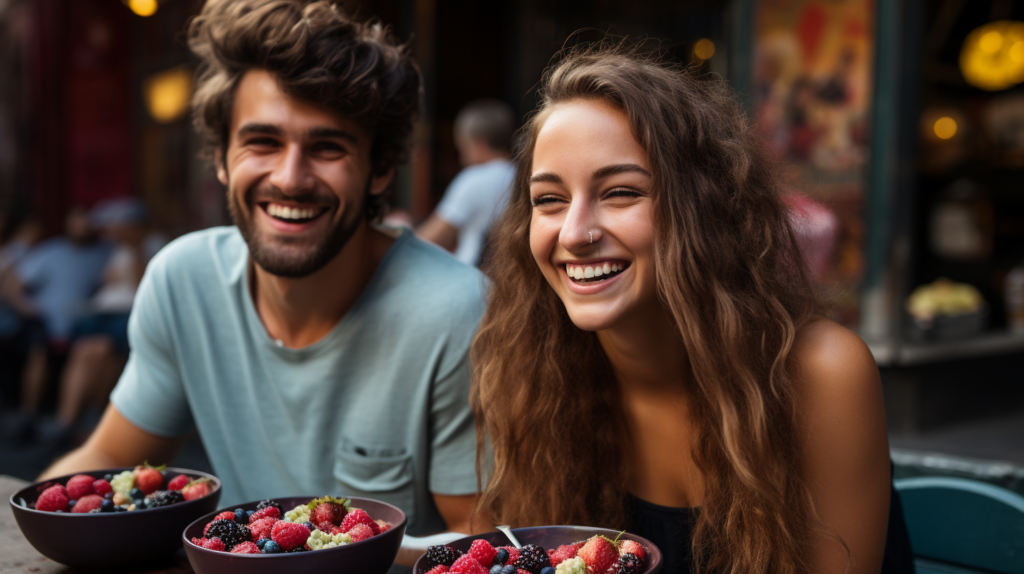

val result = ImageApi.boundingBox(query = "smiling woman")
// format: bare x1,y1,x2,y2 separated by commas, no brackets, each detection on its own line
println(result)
470,44,911,574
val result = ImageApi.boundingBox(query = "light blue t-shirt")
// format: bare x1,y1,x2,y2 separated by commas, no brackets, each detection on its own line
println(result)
436,159,515,266
16,238,113,340
110,227,486,535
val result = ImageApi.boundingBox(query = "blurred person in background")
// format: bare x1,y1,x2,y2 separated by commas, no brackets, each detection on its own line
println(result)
47,198,166,446
3,206,112,441
0,209,42,408
417,99,515,266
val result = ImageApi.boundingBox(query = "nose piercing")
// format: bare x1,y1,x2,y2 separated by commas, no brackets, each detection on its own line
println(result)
589,231,594,244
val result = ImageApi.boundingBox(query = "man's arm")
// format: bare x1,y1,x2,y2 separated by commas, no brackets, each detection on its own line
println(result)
40,404,187,480
416,213,459,253
394,493,490,567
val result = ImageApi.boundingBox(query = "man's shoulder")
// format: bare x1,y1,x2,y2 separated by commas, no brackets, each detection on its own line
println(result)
383,232,487,312
145,227,247,286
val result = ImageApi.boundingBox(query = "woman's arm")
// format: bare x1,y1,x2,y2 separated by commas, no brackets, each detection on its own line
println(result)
791,320,892,574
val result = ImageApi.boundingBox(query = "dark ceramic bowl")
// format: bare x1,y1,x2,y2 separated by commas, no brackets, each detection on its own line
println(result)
412,526,662,574
10,466,221,570
183,496,407,574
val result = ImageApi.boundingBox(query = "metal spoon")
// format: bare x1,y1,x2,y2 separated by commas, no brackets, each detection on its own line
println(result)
495,525,523,549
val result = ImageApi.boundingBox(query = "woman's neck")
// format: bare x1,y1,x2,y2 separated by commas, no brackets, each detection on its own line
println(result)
597,307,688,395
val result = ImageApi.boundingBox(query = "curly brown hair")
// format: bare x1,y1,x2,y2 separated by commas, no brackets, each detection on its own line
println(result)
471,43,829,574
187,0,422,220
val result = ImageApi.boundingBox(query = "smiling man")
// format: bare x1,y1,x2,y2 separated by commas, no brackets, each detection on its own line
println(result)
40,1,486,565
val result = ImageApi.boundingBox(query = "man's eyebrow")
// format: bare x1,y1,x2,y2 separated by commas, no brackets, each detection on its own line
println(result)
593,163,652,179
237,123,283,138
308,127,358,144
529,172,562,184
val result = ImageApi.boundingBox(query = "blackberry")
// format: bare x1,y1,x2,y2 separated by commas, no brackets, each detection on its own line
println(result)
515,544,551,574
286,545,308,553
425,544,462,568
205,519,251,551
146,490,185,508
256,499,282,514
617,553,643,574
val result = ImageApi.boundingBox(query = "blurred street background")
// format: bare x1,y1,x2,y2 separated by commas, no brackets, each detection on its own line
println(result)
0,0,1022,493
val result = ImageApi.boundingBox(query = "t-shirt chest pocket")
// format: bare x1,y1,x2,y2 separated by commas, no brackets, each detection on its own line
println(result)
333,440,415,515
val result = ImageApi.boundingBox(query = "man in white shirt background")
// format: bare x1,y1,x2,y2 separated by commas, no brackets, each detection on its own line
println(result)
416,99,516,267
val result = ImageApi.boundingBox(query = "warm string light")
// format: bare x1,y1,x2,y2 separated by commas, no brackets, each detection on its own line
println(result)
693,39,715,61
934,117,957,140
960,20,1024,91
127,0,158,17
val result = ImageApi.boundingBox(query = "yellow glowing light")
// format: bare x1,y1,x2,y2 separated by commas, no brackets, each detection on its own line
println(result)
934,117,957,140
960,21,1024,91
127,0,158,17
144,67,193,123
694,39,715,61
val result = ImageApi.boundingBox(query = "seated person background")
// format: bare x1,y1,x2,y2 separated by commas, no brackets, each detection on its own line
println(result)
417,99,516,267
41,2,486,570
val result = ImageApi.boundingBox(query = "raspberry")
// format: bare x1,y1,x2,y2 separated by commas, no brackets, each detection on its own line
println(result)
449,554,488,574
35,485,69,512
339,508,378,534
66,475,95,500
425,567,448,574
346,523,375,542
191,536,226,551
249,517,279,542
499,547,520,567
167,475,189,491
549,542,584,565
249,506,281,523
71,494,103,513
466,539,497,566
92,479,112,497
376,519,393,533
309,496,348,530
271,520,310,551
231,541,260,554
618,540,644,562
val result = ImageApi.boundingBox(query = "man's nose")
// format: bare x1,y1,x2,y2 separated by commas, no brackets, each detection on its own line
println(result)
267,144,314,194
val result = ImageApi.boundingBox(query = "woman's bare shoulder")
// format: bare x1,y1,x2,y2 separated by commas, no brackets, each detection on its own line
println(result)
789,318,880,401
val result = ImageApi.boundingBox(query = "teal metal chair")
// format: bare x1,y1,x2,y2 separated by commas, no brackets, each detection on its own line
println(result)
895,476,1024,574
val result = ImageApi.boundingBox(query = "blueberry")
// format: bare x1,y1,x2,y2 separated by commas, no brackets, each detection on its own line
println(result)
102,474,113,482
262,540,281,554
494,548,509,565
500,566,516,574
68,500,76,508
256,538,271,550
234,508,247,524
303,521,315,531
103,492,113,500
129,488,144,500
490,567,504,574
540,568,555,574
247,510,254,518
100,499,114,512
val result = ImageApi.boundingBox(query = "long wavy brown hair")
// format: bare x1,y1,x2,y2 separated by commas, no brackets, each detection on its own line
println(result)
471,43,827,574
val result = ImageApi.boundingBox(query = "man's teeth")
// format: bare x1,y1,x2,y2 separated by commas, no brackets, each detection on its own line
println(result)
566,262,623,280
266,204,318,220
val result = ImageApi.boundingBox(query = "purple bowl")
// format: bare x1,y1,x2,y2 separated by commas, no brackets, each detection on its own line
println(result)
9,466,221,570
412,526,662,574
182,496,407,574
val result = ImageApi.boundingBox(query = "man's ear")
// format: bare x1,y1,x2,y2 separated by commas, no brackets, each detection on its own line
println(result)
370,167,395,196
215,148,228,186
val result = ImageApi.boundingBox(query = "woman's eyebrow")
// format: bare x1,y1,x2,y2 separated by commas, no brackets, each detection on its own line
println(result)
529,172,562,184
593,163,652,179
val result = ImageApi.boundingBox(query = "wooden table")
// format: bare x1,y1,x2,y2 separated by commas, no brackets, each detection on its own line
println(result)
0,475,194,574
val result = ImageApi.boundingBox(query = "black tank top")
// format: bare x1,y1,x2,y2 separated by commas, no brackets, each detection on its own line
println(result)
627,478,915,573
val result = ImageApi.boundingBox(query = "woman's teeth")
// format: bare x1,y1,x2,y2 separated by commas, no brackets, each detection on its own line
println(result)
565,262,626,282
266,204,320,221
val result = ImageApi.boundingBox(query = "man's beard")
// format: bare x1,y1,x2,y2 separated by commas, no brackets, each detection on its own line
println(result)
229,179,369,278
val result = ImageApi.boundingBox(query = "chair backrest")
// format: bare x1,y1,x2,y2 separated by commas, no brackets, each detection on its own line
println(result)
895,476,1024,574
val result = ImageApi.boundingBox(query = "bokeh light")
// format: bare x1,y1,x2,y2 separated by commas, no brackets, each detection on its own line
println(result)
934,117,957,140
144,67,193,123
960,20,1024,91
127,0,158,17
694,39,715,60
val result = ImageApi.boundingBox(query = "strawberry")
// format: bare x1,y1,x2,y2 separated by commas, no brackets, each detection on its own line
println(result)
424,567,448,574
133,462,166,495
35,485,69,512
375,519,393,533
578,535,619,574
92,479,112,497
346,523,375,542
449,554,488,574
248,517,279,541
308,496,347,531
66,474,95,500
182,477,213,501
270,521,309,551
339,508,379,535
618,540,645,562
230,540,260,554
249,505,281,523
466,539,497,566
71,494,104,513
549,542,584,565
167,474,190,491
